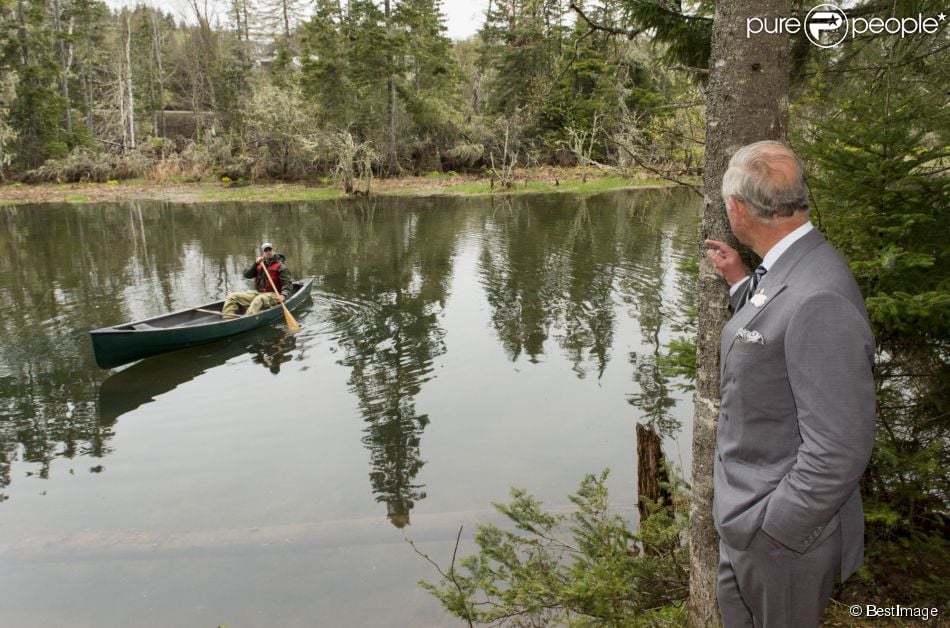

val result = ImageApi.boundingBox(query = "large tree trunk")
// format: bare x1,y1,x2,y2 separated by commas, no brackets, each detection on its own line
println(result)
687,1,790,625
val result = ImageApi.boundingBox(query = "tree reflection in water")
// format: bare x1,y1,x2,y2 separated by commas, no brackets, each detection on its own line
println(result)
0,190,701,516
478,193,667,381
0,200,315,501
313,198,455,528
620,197,700,439
477,191,698,437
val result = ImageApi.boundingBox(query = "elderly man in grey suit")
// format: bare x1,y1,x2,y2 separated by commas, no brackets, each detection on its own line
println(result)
704,141,876,627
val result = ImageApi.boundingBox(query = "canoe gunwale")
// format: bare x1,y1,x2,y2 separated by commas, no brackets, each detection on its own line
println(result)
90,279,312,334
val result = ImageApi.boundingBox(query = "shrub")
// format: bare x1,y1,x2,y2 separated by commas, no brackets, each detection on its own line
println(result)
413,469,689,626
114,150,154,179
25,147,113,183
444,143,485,170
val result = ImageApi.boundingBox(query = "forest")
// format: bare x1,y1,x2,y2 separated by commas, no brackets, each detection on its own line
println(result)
0,0,706,185
0,0,947,622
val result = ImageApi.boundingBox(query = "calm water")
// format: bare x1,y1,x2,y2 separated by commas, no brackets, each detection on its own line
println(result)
0,189,700,627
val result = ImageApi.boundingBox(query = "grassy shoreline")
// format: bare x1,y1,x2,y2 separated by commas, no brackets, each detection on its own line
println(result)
0,169,690,206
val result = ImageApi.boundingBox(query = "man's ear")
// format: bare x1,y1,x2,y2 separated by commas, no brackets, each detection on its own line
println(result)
730,197,751,224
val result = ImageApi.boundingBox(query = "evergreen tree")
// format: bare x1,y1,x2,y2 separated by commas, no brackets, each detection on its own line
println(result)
68,0,109,137
130,6,171,139
300,0,353,130
7,0,71,166
345,0,390,142
795,28,949,600
393,0,462,167
300,0,392,146
478,0,566,121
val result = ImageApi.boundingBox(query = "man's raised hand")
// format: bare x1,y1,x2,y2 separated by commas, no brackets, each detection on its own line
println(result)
705,239,749,286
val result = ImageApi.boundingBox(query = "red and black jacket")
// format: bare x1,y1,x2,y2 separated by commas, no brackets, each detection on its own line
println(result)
243,253,293,299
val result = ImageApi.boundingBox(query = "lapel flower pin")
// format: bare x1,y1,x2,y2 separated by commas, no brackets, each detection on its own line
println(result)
750,290,768,307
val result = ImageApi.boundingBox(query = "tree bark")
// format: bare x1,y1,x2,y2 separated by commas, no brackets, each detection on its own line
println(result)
637,423,672,557
384,0,398,175
82,73,92,134
282,0,291,40
124,12,136,150
232,0,243,42
149,12,167,138
688,1,790,625
53,0,72,135
16,0,27,66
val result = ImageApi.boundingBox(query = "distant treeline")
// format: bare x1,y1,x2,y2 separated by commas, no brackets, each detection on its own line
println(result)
0,0,704,183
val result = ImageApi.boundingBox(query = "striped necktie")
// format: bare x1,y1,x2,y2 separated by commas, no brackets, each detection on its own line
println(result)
746,265,768,305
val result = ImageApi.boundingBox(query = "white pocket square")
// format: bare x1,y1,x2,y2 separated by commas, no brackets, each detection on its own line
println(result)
736,328,765,344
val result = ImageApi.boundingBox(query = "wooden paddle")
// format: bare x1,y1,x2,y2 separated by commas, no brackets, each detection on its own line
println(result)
259,258,301,332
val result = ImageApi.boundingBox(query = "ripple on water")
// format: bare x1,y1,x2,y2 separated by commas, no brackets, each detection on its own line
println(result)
308,290,384,341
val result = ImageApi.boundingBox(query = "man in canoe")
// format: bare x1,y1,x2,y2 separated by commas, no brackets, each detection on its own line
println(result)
222,242,294,318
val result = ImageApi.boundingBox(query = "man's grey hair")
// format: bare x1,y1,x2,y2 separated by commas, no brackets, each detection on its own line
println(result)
721,141,810,219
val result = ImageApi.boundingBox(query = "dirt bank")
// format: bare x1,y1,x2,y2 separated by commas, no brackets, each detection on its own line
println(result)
0,169,686,205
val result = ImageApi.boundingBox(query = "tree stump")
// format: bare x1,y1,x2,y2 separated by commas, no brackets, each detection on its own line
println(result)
637,422,672,556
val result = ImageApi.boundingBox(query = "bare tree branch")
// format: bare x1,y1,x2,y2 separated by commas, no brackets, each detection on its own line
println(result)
568,2,641,39
612,139,703,197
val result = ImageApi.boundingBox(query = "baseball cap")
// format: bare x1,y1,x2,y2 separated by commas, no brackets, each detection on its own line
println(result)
261,242,274,251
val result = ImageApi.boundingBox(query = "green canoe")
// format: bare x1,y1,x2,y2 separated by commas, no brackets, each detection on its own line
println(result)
90,279,313,369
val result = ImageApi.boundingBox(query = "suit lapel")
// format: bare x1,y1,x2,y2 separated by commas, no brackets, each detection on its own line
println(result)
721,282,787,374
719,228,828,375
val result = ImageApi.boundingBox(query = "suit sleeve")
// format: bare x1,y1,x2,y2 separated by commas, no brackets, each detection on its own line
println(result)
761,290,876,553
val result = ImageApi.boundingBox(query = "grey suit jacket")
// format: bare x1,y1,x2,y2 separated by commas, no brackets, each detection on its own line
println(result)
713,228,876,580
